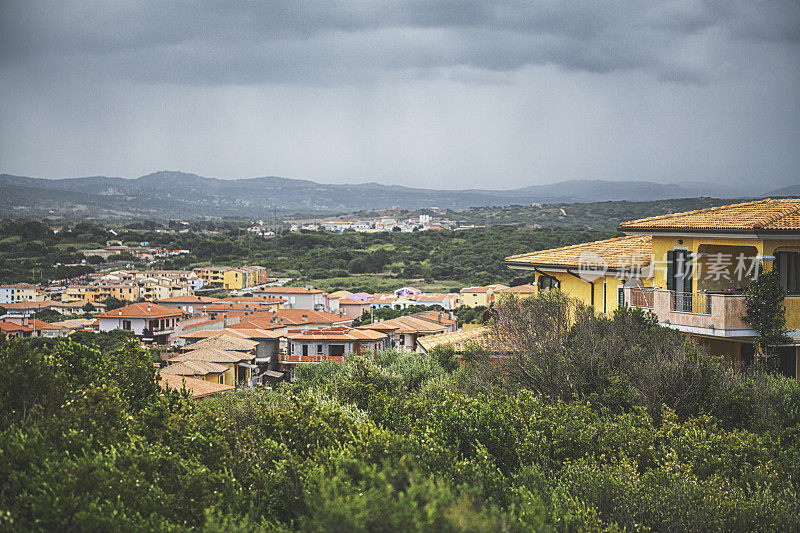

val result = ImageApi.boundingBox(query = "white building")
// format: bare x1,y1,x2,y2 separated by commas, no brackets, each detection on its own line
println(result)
96,302,182,345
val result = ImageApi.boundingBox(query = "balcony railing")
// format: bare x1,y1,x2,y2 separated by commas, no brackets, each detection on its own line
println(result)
671,291,711,315
629,287,654,308
624,287,750,331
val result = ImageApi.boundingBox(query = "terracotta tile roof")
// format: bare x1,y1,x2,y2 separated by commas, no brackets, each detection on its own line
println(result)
182,327,282,340
229,317,283,330
184,317,224,329
459,284,510,294
157,295,217,304
418,327,490,352
505,235,652,271
411,310,457,326
50,318,96,329
180,329,229,339
220,328,282,340
97,302,182,319
159,374,234,400
171,347,251,363
202,302,279,312
213,296,282,304
337,298,371,305
509,284,537,294
412,293,455,303
327,290,353,299
26,319,59,330
253,286,324,294
188,333,258,352
286,327,387,341
274,309,352,324
54,300,106,309
0,322,32,332
619,198,800,232
161,360,229,376
360,316,448,334
3,300,61,310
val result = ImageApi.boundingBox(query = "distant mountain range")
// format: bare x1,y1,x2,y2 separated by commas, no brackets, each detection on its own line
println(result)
0,171,792,219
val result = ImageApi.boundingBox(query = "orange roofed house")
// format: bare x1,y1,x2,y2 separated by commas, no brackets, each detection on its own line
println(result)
97,302,182,345
505,235,653,313
506,199,800,379
283,327,389,366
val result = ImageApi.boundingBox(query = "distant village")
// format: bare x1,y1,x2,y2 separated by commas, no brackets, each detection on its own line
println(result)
289,214,483,233
0,265,534,398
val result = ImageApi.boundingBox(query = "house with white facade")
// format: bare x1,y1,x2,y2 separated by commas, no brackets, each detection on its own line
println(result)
97,302,182,345
253,287,326,311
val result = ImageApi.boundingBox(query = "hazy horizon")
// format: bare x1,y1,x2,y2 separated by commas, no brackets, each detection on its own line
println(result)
2,169,774,195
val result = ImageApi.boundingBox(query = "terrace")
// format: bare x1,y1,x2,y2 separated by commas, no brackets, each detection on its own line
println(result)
625,286,800,336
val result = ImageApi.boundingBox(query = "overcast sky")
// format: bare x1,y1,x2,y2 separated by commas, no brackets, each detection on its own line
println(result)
1,1,798,190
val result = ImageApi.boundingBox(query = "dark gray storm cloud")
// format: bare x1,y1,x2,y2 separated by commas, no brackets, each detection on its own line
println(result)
1,1,798,189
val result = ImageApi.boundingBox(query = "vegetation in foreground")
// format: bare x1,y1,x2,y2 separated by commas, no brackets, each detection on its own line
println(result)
1,293,799,531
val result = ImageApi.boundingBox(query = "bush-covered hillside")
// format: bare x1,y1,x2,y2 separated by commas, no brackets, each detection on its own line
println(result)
1,294,799,530
0,218,612,289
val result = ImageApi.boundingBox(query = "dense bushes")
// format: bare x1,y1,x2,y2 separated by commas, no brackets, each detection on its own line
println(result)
1,292,799,530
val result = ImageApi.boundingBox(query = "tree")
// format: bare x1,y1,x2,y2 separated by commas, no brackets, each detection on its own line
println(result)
32,309,64,323
744,268,791,364
82,302,96,313
101,297,128,310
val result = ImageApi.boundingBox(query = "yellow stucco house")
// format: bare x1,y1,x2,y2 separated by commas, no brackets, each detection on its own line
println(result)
459,284,511,307
505,234,653,314
193,267,230,286
505,198,800,380
222,266,269,290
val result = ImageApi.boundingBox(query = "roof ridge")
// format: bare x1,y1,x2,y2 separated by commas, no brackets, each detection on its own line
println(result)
755,199,800,229
620,198,772,227
506,234,649,260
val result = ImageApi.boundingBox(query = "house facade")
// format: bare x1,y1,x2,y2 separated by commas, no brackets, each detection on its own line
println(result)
360,312,456,352
0,284,45,304
96,302,182,344
459,284,511,307
617,199,800,379
505,199,800,380
505,235,653,314
283,327,389,365
253,287,326,311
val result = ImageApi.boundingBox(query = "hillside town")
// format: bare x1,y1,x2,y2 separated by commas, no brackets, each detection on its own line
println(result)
0,260,538,388
5,199,800,396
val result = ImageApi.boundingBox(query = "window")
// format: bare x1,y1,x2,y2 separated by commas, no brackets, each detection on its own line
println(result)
122,320,132,331
776,251,800,293
316,344,323,355
538,275,559,291
302,344,308,356
330,344,345,356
